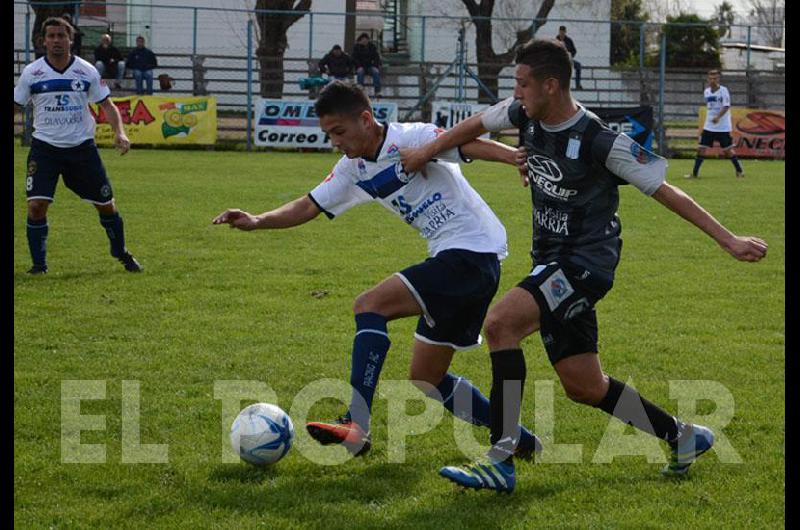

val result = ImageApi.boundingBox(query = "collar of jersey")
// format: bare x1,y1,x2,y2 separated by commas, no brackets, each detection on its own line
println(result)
363,121,389,162
44,55,76,75
539,104,586,133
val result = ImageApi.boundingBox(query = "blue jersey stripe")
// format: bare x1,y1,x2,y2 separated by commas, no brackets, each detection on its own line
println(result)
30,79,91,95
355,164,407,199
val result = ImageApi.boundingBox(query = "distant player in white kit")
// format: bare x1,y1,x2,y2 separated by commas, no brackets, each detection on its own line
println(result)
14,16,142,274
687,69,744,179
213,81,543,463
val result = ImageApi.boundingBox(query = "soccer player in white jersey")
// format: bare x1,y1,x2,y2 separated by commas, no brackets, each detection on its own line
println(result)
213,81,543,462
14,17,141,274
687,69,744,179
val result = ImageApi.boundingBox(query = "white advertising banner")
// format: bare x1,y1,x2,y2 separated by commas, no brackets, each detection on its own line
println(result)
255,99,398,148
430,102,490,138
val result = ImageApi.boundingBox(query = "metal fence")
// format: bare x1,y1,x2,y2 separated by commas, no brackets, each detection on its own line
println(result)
14,1,785,154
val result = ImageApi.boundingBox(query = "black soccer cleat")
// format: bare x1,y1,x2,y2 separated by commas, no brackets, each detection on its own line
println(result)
117,251,143,272
27,264,48,275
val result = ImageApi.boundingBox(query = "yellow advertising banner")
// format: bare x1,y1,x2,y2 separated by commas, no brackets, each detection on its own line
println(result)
90,95,217,145
698,107,784,159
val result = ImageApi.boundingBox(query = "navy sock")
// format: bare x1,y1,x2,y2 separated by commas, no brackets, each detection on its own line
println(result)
99,212,126,258
347,312,391,430
692,156,704,176
26,217,48,267
430,372,538,448
731,156,743,173
488,349,526,462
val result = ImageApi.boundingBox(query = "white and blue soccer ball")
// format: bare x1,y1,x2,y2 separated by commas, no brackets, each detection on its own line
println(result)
230,403,294,466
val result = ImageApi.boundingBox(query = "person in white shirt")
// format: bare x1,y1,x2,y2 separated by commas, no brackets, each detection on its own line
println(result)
687,69,744,179
213,81,543,461
14,16,141,274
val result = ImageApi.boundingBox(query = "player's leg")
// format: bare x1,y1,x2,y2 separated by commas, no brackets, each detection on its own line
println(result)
720,133,744,177
64,144,142,271
410,339,542,459
688,132,711,178
24,142,60,274
552,339,714,476
144,69,154,95
132,69,144,94
306,273,421,455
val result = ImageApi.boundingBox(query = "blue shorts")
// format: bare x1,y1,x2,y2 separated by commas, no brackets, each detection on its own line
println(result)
699,130,734,149
26,138,114,205
395,249,501,351
516,259,614,365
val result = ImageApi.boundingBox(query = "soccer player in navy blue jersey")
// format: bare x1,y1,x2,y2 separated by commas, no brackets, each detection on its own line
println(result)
15,17,141,274
402,39,767,492
214,81,542,470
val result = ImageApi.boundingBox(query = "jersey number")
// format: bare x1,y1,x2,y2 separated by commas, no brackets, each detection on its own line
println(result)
55,94,70,106
391,195,412,215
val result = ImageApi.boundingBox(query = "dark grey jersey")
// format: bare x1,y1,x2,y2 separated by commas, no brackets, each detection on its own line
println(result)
481,97,666,274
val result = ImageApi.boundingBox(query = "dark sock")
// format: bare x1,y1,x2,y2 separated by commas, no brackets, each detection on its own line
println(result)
99,212,126,258
488,349,526,462
692,156,704,176
430,372,538,448
596,376,685,447
26,217,48,267
731,156,743,173
347,312,390,430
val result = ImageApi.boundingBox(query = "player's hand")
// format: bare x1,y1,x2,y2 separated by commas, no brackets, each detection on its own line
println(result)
712,117,719,124
115,133,130,155
212,209,260,231
516,146,530,187
723,235,768,262
399,147,431,177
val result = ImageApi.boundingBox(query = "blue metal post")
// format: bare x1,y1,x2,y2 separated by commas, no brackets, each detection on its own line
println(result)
192,8,198,57
420,16,426,63
23,9,32,146
247,20,253,152
658,30,666,156
746,25,752,69
308,13,313,60
639,22,645,68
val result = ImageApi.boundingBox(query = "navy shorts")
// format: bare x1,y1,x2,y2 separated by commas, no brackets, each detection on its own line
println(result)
26,138,114,204
699,130,734,149
516,260,614,365
396,249,501,351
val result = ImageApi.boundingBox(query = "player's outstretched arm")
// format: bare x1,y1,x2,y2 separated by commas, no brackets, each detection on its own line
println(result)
651,182,768,262
99,98,130,155
400,114,488,174
212,195,322,231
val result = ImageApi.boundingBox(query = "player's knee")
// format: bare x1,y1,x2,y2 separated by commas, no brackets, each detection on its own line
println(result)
483,313,515,347
27,200,49,220
562,379,604,406
409,366,444,390
353,289,377,314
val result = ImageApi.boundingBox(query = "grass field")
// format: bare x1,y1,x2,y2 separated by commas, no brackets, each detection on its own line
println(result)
14,142,784,529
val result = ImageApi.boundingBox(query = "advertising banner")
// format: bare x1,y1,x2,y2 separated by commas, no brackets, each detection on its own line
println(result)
590,106,654,150
430,102,490,139
698,107,785,159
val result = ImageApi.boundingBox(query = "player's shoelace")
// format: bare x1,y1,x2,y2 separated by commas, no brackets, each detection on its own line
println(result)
439,459,515,493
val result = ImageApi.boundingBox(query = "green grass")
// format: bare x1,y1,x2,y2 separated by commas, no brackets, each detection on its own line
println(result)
14,143,784,528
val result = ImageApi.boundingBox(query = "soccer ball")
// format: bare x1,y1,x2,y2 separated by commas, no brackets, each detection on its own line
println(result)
230,403,294,466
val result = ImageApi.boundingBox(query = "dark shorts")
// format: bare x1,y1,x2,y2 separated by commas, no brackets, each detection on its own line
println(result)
516,259,614,365
26,138,114,204
396,249,501,351
699,130,734,149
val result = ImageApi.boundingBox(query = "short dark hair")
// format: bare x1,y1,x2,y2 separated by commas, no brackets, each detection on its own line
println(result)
357,33,370,41
708,69,721,76
515,39,572,90
42,17,74,39
332,44,342,51
559,25,566,31
315,81,372,118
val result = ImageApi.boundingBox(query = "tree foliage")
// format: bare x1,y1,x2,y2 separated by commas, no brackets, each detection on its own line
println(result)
610,0,648,66
663,13,721,68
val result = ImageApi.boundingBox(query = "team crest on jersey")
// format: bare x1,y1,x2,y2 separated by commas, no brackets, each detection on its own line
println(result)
386,143,399,156
357,159,368,177
27,160,37,177
630,143,656,165
71,78,86,92
395,162,412,183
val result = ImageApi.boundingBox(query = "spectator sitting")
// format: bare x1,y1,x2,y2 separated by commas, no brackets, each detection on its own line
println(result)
319,44,354,82
94,34,125,89
351,33,382,97
126,35,158,95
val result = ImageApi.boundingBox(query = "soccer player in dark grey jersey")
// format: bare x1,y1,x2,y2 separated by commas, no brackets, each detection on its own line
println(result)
401,39,768,492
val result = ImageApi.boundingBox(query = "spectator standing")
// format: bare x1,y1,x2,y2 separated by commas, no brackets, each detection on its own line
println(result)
556,25,583,90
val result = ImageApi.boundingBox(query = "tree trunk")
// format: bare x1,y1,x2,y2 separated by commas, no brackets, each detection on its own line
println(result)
254,0,312,99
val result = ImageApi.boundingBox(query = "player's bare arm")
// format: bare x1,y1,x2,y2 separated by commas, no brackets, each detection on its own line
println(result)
712,105,730,124
651,182,767,262
400,113,488,174
213,195,321,231
99,98,130,155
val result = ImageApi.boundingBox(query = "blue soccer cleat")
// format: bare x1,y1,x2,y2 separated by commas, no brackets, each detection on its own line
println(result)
661,424,715,476
439,458,516,493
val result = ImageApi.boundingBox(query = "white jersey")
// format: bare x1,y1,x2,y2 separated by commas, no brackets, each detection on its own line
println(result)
14,55,110,148
309,122,508,259
703,85,732,132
